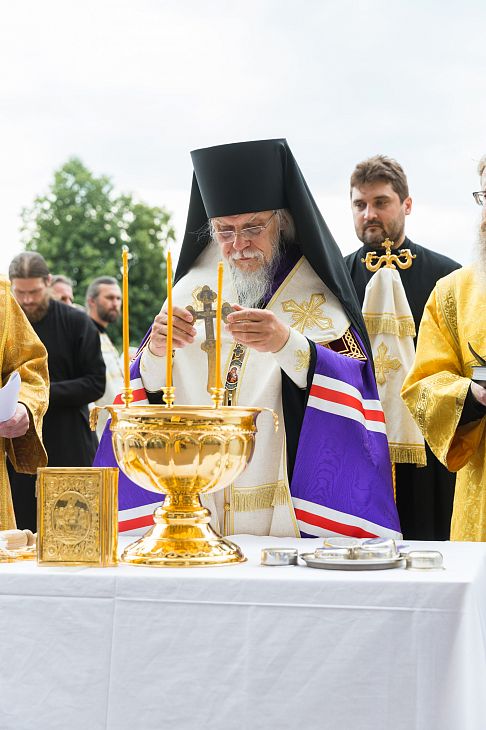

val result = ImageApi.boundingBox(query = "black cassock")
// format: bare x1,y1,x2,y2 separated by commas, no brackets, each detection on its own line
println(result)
9,299,106,530
345,237,461,540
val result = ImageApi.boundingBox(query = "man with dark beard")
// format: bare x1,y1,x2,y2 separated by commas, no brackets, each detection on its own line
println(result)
8,252,105,530
85,276,123,438
96,139,401,542
344,155,461,541
402,155,486,541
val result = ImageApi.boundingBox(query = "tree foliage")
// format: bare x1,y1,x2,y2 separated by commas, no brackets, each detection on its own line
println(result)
22,157,175,348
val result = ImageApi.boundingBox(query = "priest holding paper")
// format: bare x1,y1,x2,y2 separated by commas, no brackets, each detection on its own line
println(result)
0,276,48,529
96,139,400,540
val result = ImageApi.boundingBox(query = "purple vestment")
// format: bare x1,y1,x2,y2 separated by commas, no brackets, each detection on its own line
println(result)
290,335,400,538
94,324,400,538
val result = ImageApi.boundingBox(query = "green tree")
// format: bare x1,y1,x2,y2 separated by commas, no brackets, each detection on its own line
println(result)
22,157,175,348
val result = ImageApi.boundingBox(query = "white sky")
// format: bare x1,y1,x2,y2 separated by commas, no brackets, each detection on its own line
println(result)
1,0,485,276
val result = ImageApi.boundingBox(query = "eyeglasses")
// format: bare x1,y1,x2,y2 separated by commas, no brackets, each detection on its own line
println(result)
214,211,277,245
473,191,486,207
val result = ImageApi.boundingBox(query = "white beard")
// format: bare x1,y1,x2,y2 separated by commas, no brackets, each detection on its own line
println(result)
228,246,282,308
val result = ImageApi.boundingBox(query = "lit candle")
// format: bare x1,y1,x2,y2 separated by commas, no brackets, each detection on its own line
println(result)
122,247,130,395
166,249,173,387
215,261,224,390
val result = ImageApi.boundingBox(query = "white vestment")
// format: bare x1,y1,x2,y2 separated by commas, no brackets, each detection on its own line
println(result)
140,242,350,536
92,330,124,439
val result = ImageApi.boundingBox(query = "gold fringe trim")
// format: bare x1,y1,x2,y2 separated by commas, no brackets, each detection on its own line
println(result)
364,314,416,338
389,443,427,466
232,481,287,513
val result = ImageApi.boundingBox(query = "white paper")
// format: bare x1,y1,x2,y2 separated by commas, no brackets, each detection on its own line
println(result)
0,371,21,422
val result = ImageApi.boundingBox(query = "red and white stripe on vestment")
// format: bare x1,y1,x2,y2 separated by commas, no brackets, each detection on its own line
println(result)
113,377,149,406
111,374,157,533
118,502,162,534
293,497,402,539
307,373,387,434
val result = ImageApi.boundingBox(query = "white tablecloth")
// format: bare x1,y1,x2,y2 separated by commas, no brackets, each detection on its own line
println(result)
1,536,486,730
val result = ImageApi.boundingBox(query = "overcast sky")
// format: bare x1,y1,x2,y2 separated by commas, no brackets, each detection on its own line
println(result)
1,0,485,277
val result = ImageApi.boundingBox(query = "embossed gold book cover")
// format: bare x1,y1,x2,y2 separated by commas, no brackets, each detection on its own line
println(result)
37,467,118,566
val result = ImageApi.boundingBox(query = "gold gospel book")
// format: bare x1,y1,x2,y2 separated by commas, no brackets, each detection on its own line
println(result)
36,467,118,566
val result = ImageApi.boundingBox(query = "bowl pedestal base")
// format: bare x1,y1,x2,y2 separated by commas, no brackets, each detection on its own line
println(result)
120,494,245,567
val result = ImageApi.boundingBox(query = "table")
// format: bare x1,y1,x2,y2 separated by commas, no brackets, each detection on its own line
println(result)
1,536,486,730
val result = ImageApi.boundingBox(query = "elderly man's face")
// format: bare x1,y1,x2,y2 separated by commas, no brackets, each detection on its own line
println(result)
212,211,278,271
51,281,74,305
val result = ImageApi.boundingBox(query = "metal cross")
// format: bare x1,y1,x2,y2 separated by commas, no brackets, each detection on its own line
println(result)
186,285,233,393
361,238,416,272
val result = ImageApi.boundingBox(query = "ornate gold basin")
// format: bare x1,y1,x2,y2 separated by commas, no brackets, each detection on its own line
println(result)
93,404,275,567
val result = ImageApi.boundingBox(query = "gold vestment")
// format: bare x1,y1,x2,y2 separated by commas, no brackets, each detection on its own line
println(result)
0,277,49,528
401,267,486,540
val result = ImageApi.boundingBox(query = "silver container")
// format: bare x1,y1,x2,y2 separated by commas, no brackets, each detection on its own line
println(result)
314,546,352,560
261,547,298,566
405,550,444,570
354,539,398,560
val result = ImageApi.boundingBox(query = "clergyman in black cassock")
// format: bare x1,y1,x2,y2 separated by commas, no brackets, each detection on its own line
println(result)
344,155,461,540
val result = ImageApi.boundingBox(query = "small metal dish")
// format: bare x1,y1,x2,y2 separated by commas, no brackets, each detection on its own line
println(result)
300,552,406,571
315,539,398,561
354,539,398,560
353,547,395,560
405,550,444,570
314,547,351,560
261,548,298,566
322,537,361,548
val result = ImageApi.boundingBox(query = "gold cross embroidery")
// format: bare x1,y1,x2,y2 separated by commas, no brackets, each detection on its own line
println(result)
295,349,311,371
374,341,402,385
281,294,333,334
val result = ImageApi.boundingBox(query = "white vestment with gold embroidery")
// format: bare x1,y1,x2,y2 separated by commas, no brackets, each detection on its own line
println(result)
362,267,425,465
140,241,350,537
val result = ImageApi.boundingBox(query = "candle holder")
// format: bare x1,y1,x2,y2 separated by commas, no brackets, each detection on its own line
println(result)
162,386,175,408
120,388,134,408
210,386,225,408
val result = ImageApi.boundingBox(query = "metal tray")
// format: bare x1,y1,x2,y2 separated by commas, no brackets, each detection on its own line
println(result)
300,552,406,571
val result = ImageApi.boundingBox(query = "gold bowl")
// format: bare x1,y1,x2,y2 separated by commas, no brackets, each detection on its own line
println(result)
93,403,274,567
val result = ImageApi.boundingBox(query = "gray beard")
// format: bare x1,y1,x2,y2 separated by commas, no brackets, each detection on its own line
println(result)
228,244,283,308
229,261,273,308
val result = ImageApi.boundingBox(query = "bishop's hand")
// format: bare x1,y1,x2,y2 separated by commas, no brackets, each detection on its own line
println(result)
0,403,30,439
148,306,197,357
225,305,290,353
471,381,486,407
